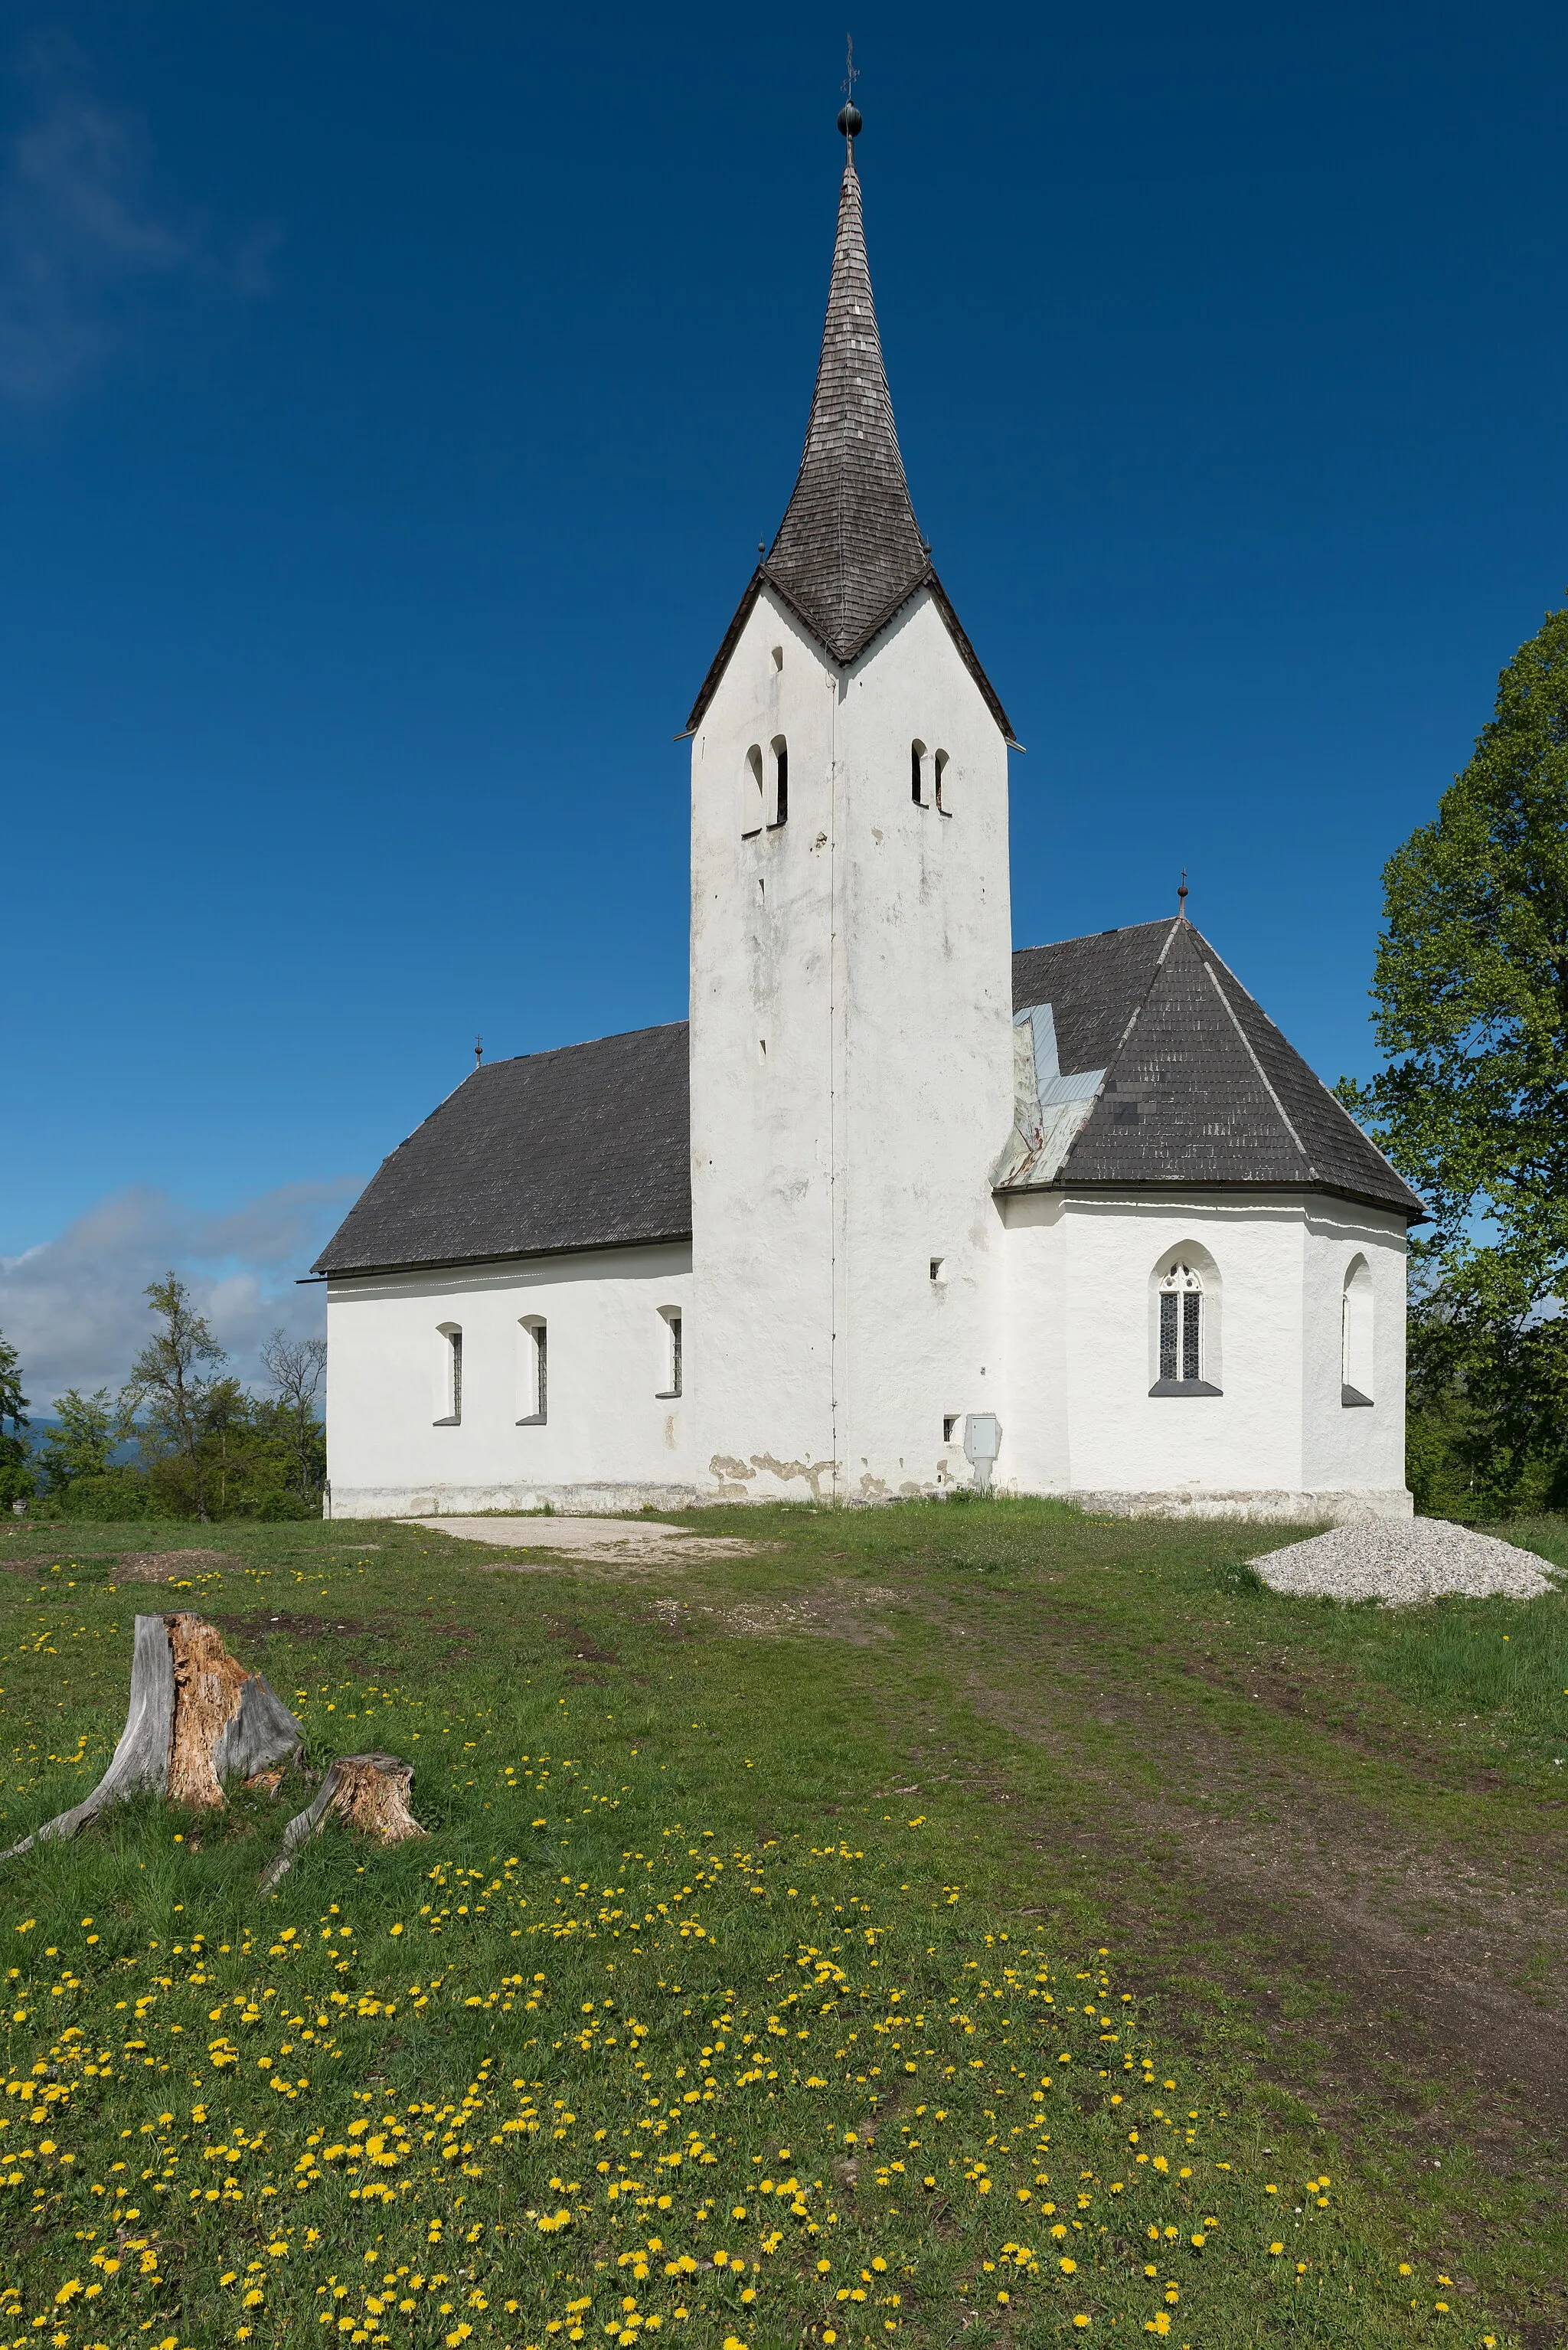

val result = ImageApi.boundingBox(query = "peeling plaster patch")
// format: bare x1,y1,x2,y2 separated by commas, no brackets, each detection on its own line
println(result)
709,1452,838,1502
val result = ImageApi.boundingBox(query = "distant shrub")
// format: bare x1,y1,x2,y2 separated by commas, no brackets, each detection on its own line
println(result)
56,1472,154,1521
234,1486,320,1521
0,1456,34,1512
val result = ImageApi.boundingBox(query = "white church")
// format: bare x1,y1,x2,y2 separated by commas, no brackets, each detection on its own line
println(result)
315,105,1423,1524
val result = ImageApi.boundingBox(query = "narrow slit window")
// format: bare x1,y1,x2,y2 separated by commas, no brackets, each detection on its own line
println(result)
518,1318,547,1423
742,744,764,837
769,736,789,827
910,739,928,806
658,1307,683,1399
1341,1257,1374,1405
436,1325,462,1425
934,749,951,813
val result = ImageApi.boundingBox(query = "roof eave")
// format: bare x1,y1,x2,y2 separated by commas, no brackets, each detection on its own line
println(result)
920,569,1020,747
314,1224,697,1283
994,1173,1427,1225
681,566,766,738
683,564,1020,747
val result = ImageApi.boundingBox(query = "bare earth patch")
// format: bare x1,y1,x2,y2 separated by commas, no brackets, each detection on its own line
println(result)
652,1580,901,1646
403,1515,767,1570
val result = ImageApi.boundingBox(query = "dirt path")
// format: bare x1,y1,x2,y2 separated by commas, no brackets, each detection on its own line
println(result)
668,1557,1568,2142
970,1668,1568,2136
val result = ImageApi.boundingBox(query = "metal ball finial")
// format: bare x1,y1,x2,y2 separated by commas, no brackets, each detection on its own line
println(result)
837,100,862,139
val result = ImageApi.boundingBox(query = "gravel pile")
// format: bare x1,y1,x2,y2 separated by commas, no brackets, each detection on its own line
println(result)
1251,1516,1559,1605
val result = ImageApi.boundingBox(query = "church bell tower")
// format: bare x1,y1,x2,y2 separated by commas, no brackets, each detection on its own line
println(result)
685,100,1019,1502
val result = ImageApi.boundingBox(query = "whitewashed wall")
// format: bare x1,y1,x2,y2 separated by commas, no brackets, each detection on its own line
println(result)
688,583,1015,1501
996,1190,1410,1518
324,1244,695,1518
1299,1198,1409,1496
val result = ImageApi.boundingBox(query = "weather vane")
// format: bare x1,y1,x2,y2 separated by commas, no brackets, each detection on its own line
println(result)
1178,870,1189,918
474,1034,484,1067
838,34,862,145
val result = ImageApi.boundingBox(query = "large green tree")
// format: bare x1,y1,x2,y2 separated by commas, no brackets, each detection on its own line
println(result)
1341,603,1568,1512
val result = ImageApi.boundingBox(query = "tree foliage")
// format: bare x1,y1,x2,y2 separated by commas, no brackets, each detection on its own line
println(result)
120,1274,230,1521
10,1283,328,1523
36,1388,119,1488
260,1328,328,1505
1342,603,1568,1513
0,1325,33,1511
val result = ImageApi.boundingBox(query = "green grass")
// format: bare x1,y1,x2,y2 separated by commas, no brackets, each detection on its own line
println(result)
0,1502,1564,2349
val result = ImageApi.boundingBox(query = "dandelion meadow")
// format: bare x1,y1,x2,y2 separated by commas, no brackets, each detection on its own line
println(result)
2,1502,1565,2348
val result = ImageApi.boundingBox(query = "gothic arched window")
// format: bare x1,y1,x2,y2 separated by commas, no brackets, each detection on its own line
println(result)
1149,1253,1222,1396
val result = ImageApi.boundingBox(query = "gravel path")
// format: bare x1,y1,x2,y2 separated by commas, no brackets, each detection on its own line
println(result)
1250,1515,1559,1604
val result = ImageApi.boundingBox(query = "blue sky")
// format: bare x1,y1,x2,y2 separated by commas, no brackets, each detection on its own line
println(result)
3,1,1566,1402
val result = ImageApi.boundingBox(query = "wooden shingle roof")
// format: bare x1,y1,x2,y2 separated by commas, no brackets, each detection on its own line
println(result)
1008,918,1426,1219
685,137,1016,744
313,1024,691,1279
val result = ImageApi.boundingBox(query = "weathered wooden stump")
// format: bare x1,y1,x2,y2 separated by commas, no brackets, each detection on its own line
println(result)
0,1613,304,1864
259,1752,425,1893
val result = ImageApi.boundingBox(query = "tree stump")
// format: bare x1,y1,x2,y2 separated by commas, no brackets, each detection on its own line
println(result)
0,1613,304,1865
259,1752,425,1894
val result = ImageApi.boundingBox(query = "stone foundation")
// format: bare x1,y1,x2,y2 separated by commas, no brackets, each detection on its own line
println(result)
1066,1487,1414,1525
325,1481,706,1521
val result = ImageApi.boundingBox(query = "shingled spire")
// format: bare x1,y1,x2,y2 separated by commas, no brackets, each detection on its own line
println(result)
763,131,929,658
685,105,1015,744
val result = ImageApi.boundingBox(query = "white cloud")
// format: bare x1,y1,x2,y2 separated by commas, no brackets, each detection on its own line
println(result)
0,66,271,404
0,1178,361,1410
